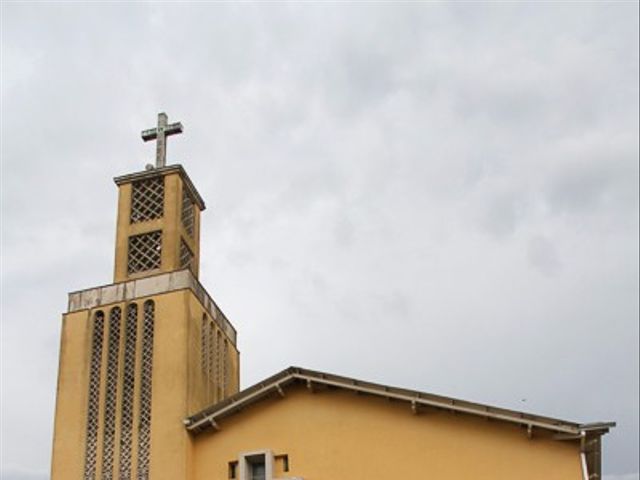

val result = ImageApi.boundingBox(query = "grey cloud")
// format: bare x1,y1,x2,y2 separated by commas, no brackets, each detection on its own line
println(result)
333,214,355,247
478,191,528,237
527,235,562,276
546,152,638,217
547,160,615,214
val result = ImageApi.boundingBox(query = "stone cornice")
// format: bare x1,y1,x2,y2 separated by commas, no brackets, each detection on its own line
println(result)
67,269,235,344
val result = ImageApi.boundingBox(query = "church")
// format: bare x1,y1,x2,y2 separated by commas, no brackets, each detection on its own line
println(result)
50,114,614,480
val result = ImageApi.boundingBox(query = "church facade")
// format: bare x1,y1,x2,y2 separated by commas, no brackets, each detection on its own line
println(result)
50,114,613,480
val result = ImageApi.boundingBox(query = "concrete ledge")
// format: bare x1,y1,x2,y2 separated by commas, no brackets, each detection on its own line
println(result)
67,269,236,344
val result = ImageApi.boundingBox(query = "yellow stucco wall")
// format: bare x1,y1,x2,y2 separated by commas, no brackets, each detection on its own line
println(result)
147,290,190,479
192,385,583,480
51,288,239,480
186,292,240,415
50,310,91,480
146,289,239,479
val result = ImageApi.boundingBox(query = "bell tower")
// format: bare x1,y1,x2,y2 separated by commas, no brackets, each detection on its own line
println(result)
113,113,205,283
51,113,240,480
113,163,204,282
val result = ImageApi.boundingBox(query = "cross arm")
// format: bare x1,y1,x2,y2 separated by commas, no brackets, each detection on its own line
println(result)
140,123,182,142
141,128,157,141
165,122,184,136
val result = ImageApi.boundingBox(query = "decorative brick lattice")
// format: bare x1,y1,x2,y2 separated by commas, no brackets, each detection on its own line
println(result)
216,331,223,399
208,321,215,400
181,189,195,237
179,239,194,271
101,307,122,480
130,177,164,223
83,311,105,480
127,231,162,274
201,315,208,376
119,303,138,480
137,300,155,480
224,339,229,396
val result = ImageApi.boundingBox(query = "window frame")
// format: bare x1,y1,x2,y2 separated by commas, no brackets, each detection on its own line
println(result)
237,450,273,480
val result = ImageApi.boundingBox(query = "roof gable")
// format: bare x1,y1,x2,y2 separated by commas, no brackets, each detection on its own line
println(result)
185,366,613,439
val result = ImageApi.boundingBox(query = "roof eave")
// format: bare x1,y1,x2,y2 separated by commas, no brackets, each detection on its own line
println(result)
185,367,613,438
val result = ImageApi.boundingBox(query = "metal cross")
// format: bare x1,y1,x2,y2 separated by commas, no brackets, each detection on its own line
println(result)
141,112,184,168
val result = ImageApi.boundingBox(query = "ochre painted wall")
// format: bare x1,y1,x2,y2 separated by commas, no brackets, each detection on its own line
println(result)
50,289,239,480
50,310,91,480
186,292,240,415
145,289,239,479
192,385,583,480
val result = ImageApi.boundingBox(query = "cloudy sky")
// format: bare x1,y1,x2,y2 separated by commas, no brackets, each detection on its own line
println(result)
1,2,638,479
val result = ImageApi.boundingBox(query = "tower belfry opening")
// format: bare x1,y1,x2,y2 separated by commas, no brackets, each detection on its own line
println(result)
51,113,239,480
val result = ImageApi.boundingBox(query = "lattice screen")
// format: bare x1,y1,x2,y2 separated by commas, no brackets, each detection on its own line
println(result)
181,188,195,237
131,177,164,223
137,300,155,480
201,315,208,375
102,307,122,480
208,320,215,400
179,239,194,271
119,303,138,480
127,230,162,274
216,331,223,399
83,311,105,480
224,339,229,395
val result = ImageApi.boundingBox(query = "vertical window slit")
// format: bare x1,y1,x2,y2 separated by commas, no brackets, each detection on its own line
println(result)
208,322,215,401
216,331,222,399
101,307,122,479
202,315,210,400
118,303,137,480
137,300,155,480
83,310,105,480
223,339,229,396
228,461,238,479
181,188,195,237
201,315,208,375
